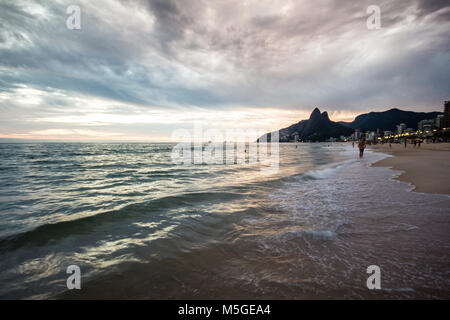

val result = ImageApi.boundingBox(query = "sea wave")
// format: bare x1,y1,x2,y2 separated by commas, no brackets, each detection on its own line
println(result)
302,159,358,180
0,190,244,253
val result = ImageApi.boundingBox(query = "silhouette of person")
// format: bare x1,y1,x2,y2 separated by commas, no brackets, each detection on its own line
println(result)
358,138,366,158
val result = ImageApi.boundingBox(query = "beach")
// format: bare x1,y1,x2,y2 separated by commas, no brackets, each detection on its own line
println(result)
370,143,450,195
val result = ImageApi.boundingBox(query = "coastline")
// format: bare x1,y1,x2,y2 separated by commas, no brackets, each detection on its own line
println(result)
369,143,450,195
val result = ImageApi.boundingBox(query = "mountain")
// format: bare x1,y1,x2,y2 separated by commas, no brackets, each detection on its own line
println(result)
257,107,354,142
339,108,442,131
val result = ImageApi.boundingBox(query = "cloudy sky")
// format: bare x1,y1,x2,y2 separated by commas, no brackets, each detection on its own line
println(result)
0,0,449,141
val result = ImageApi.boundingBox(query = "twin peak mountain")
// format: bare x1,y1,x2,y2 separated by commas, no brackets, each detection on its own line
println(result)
257,107,353,142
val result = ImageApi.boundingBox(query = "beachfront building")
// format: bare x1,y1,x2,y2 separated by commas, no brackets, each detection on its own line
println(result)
435,115,445,129
384,130,393,138
396,123,406,135
444,100,450,129
418,119,434,132
368,131,377,141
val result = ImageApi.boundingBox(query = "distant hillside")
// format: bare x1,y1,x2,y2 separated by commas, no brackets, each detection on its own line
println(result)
340,108,442,131
258,108,353,142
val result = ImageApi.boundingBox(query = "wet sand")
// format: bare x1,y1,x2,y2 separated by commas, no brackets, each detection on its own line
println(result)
370,142,450,195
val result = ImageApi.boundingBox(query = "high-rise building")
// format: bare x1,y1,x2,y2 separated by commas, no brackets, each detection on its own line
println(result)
418,119,434,132
435,114,444,129
396,123,406,134
444,101,450,128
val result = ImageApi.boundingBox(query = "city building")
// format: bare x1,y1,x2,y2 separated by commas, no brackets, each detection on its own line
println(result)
444,100,450,128
418,119,434,132
396,123,406,134
435,114,445,129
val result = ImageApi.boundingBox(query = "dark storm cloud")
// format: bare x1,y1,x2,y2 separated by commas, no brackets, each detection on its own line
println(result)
417,0,450,14
142,0,190,43
417,0,450,21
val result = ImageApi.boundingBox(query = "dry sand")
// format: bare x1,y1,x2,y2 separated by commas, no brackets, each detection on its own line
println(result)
370,142,450,195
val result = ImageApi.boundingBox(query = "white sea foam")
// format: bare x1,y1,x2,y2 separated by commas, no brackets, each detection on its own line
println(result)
303,159,358,180
260,143,447,251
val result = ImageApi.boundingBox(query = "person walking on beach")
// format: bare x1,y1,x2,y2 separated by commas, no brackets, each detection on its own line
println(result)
404,139,407,148
358,138,366,158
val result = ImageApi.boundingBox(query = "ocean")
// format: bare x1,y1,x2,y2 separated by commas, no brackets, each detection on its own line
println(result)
0,142,449,299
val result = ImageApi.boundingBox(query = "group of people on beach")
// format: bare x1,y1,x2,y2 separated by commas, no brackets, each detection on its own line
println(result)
403,139,423,148
354,136,429,158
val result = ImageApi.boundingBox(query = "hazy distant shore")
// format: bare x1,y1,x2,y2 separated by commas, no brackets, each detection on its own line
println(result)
370,143,450,195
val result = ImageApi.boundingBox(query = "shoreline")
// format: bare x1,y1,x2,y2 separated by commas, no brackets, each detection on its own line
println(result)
369,143,450,195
